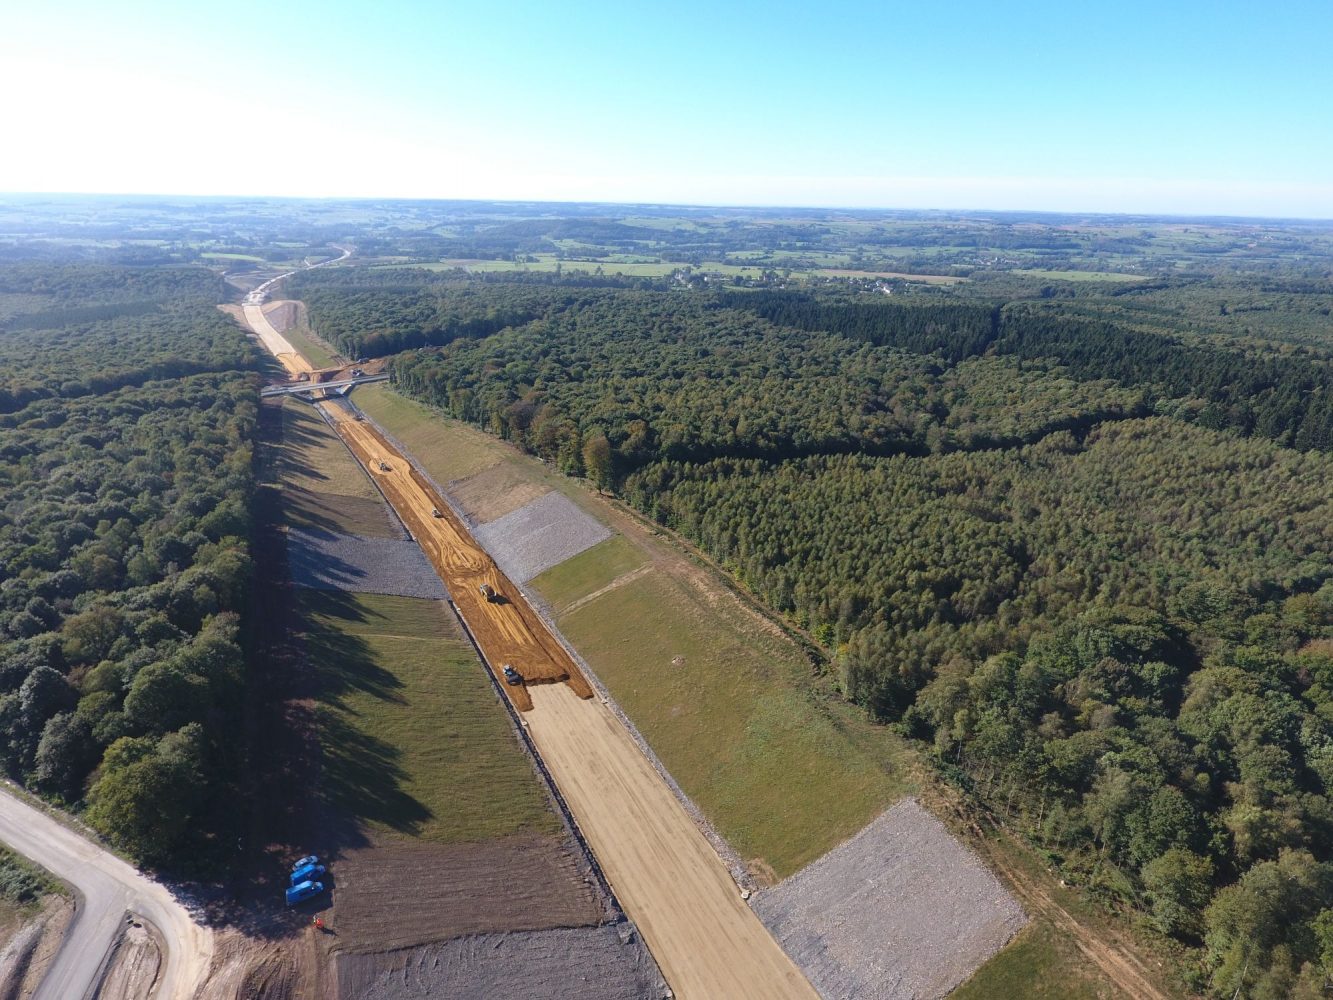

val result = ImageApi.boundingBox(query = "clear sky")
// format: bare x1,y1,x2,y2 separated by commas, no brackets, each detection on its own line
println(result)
2,0,1331,217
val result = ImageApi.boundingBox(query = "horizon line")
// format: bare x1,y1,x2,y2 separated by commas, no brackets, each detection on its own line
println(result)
2,189,1332,226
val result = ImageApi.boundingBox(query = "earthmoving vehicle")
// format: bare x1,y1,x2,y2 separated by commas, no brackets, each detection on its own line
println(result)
286,880,326,906
432,507,443,518
479,583,498,602
502,664,523,685
378,461,390,472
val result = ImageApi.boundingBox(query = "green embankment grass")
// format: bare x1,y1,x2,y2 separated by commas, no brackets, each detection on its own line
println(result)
355,385,502,483
301,590,561,844
557,570,907,878
529,535,647,610
952,921,1116,1000
275,400,399,538
283,323,341,369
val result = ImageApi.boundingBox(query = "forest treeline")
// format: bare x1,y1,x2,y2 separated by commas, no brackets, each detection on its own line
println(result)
0,261,259,867
345,273,1333,994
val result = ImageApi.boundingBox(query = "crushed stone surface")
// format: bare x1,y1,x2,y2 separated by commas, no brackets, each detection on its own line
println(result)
472,491,611,582
336,924,668,1000
286,527,449,599
753,797,1027,1000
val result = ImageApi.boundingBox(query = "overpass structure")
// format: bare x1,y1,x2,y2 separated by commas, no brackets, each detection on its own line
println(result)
260,372,390,399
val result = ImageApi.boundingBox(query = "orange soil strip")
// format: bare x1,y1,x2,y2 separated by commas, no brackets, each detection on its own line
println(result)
325,407,592,710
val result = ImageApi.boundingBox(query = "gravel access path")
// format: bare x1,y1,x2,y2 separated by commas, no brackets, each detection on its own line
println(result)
753,798,1027,1000
286,528,448,599
473,491,611,583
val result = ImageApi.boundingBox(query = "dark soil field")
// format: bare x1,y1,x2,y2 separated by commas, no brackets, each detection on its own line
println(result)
329,835,606,953
336,925,667,1000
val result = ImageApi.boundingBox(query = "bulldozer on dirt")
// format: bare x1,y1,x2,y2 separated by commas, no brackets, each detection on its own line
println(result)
479,583,498,602
378,461,390,472
432,507,443,518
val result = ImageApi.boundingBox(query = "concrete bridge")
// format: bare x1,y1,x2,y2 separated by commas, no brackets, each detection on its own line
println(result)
260,372,389,399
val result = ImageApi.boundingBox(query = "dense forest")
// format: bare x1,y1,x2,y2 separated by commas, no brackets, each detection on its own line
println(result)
0,262,259,866
321,270,1333,996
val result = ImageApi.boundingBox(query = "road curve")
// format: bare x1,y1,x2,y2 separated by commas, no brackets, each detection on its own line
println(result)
0,786,213,999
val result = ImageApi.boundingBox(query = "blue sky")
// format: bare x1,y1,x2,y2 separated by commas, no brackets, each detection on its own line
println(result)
2,0,1330,216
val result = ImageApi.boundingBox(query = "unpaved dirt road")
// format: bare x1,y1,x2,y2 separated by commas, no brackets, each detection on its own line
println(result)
0,786,213,1000
252,330,818,998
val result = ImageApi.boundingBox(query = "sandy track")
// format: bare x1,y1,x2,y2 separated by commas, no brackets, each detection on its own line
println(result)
254,323,818,998
243,302,313,375
526,684,816,999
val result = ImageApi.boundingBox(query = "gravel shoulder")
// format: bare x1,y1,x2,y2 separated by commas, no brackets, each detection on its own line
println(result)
473,491,611,583
752,797,1027,1000
287,527,448,599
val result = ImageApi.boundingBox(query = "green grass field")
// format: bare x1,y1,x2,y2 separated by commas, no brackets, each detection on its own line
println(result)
355,385,504,483
301,590,561,844
529,534,647,610
952,921,1115,1000
557,569,908,878
283,323,341,369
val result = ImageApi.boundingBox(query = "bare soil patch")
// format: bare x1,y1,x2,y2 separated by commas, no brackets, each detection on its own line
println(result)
95,916,163,1000
328,834,605,954
287,528,448,599
473,491,611,583
752,797,1027,1000
449,464,551,524
336,925,667,1000
0,895,72,1000
262,299,305,334
216,303,246,323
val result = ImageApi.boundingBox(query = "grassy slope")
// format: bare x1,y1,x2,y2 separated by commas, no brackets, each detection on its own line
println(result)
558,569,908,877
277,400,400,538
283,322,341,369
301,590,561,844
529,535,647,611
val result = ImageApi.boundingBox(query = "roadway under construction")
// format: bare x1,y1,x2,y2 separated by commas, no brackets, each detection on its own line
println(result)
243,297,818,999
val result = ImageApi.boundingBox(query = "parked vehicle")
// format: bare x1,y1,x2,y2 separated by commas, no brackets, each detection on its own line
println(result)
285,880,325,906
291,863,327,885
291,855,319,872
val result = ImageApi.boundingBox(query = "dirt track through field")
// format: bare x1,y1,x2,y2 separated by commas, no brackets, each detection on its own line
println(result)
251,332,817,997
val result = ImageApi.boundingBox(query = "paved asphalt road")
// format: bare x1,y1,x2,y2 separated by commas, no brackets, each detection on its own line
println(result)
0,785,213,999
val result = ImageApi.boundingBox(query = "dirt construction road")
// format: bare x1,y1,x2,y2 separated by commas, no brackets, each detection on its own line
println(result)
250,323,817,995
0,786,213,1000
